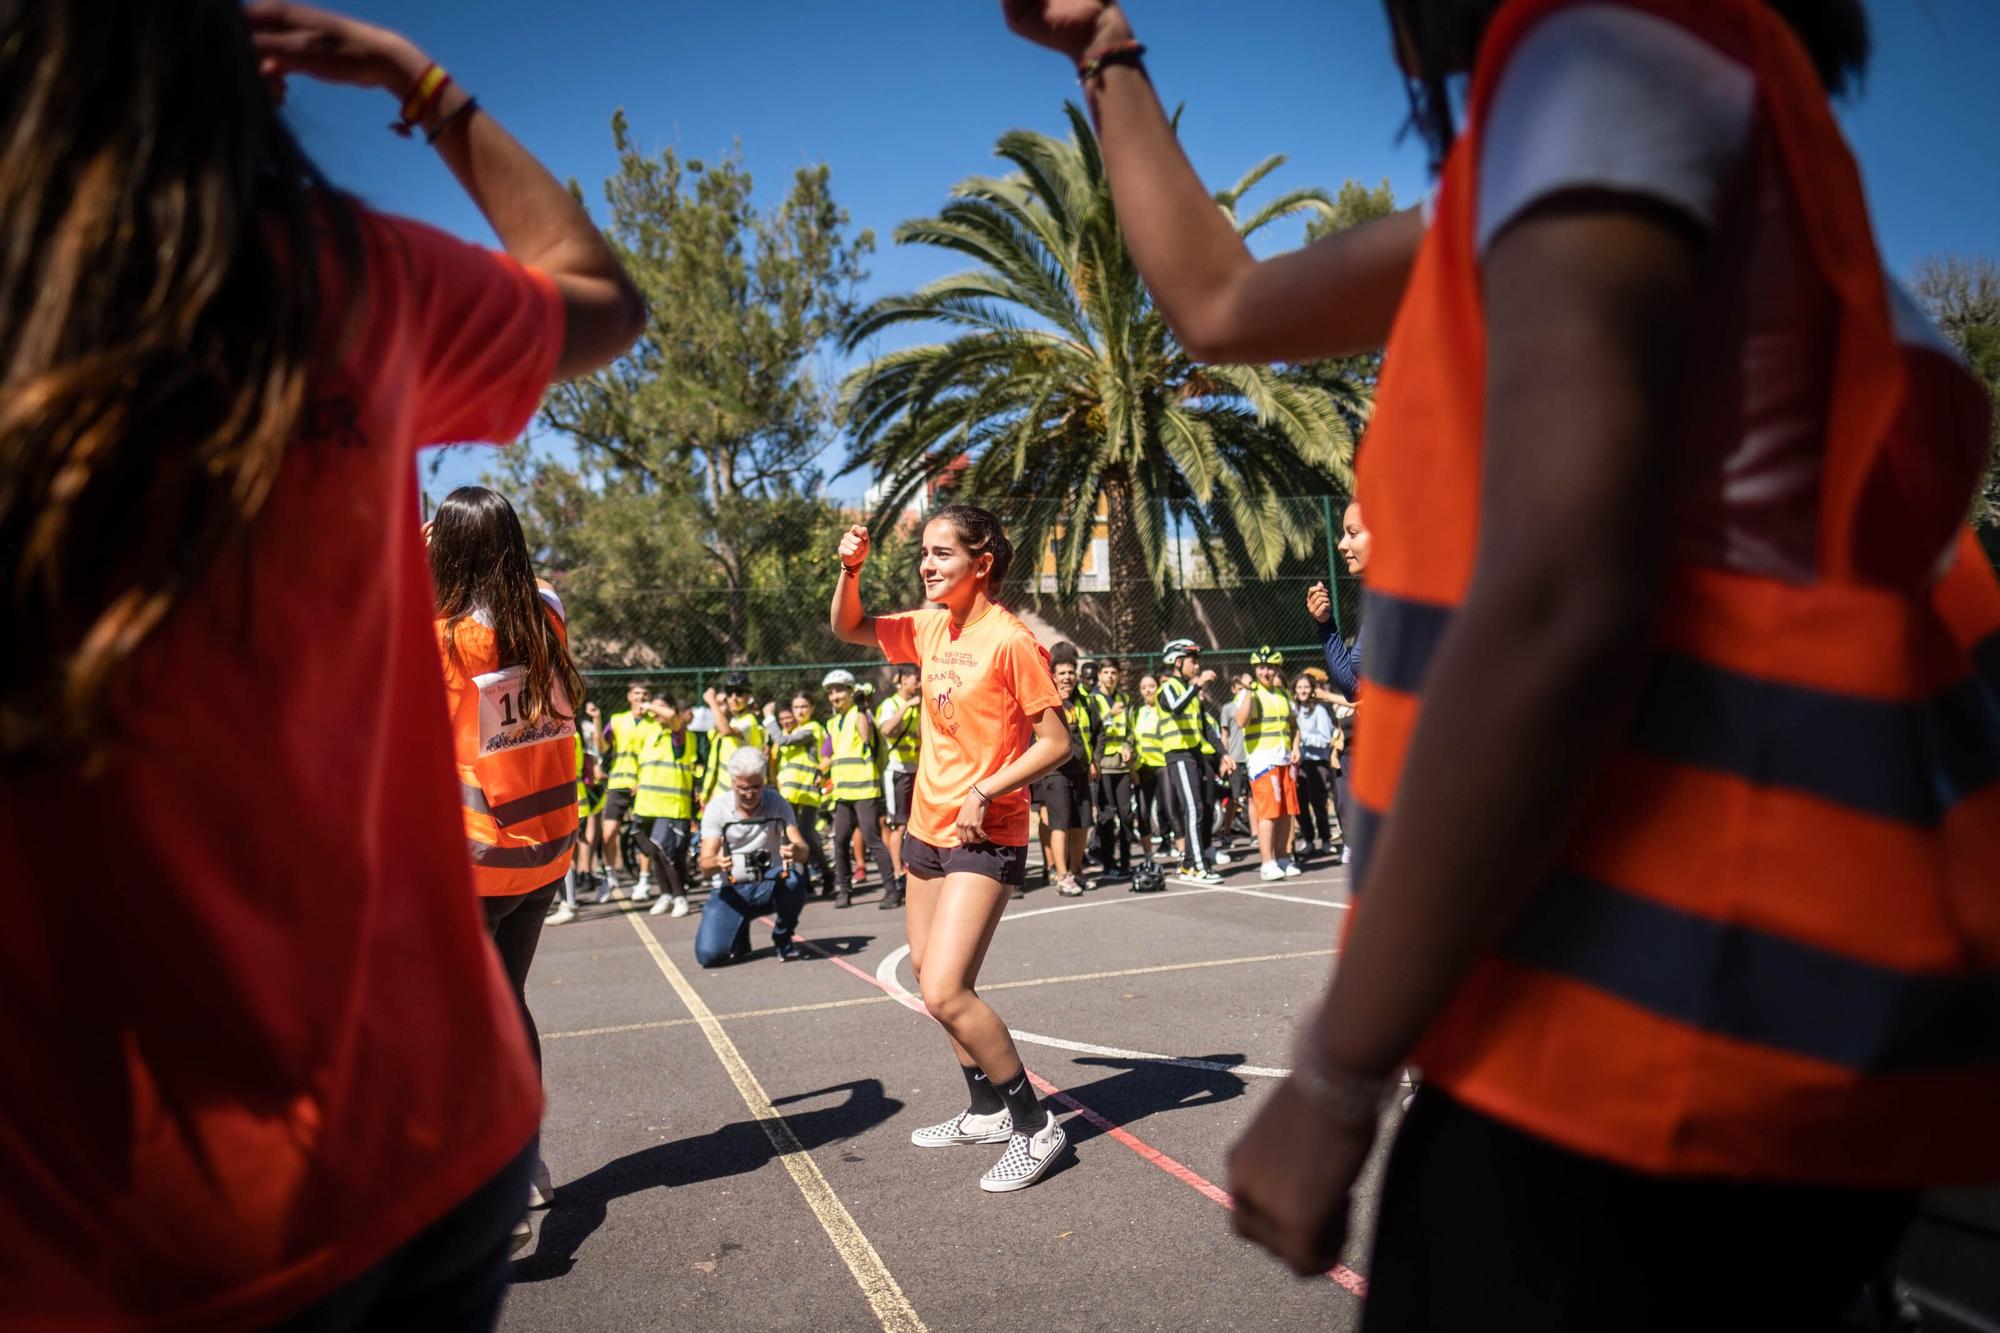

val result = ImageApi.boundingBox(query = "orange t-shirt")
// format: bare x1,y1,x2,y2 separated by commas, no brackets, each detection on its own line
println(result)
0,209,561,1330
874,605,1061,847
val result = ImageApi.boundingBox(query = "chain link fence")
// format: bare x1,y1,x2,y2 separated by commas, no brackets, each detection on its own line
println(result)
563,495,1364,714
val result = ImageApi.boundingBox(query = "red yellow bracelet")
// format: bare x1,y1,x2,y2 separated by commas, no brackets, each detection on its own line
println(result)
391,62,452,137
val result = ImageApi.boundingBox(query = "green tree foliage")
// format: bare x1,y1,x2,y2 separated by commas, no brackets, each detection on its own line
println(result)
838,104,1369,655
1911,254,2000,531
502,114,883,668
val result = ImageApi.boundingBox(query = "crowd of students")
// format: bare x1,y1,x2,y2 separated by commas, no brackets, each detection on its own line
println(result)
556,632,1360,923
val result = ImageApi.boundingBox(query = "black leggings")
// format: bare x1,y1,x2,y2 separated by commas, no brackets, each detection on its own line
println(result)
1162,753,1210,871
793,803,834,893
1364,1086,1916,1332
480,878,561,1070
1297,758,1335,844
830,798,897,892
1092,770,1134,871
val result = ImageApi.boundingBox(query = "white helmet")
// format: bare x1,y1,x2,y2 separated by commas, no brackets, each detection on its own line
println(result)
821,668,857,689
1162,638,1201,666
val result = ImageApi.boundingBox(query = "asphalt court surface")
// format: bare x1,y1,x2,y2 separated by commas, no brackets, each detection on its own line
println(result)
504,848,1397,1332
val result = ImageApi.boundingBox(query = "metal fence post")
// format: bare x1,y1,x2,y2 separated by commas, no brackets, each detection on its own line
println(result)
1320,494,1345,638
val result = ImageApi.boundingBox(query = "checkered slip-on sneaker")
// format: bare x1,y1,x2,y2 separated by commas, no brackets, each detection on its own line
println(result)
910,1108,1012,1148
978,1112,1066,1193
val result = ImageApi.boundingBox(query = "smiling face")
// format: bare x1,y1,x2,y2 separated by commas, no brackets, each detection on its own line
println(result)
826,684,853,712
1096,662,1121,695
726,688,752,715
1052,661,1077,700
1255,662,1281,689
626,683,650,709
1337,502,1372,575
1293,675,1315,703
1139,675,1158,705
919,517,989,609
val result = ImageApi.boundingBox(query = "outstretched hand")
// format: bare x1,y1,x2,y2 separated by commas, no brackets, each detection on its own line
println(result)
246,1,427,102
1000,0,1132,61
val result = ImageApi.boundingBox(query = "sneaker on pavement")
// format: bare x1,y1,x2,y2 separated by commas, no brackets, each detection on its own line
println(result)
527,1157,555,1210
592,876,612,906
979,1111,1066,1193
647,892,672,916
1281,860,1303,878
1259,862,1286,882
670,894,689,918
1211,849,1234,867
1340,847,1352,865
1057,875,1083,897
629,877,652,904
509,1216,533,1257
910,1108,1012,1148
775,939,806,962
546,901,577,926
835,888,852,909
1174,866,1222,886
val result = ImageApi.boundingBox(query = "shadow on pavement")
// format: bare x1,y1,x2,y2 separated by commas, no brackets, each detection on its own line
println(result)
514,1077,904,1281
1033,1053,1251,1183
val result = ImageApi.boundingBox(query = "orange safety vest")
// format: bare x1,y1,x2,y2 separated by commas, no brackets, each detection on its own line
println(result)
1351,0,2000,1185
439,607,580,896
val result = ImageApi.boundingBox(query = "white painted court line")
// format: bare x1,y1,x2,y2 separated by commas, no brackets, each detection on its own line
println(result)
625,914,926,1333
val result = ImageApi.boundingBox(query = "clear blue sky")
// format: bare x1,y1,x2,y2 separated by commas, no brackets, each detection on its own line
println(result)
282,0,2000,503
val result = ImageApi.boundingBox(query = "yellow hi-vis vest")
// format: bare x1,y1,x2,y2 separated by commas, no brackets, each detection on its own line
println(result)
576,734,606,817
634,728,699,821
701,710,768,802
1243,684,1294,764
876,694,922,767
777,720,828,809
1135,703,1166,769
1155,679,1203,754
826,706,877,802
606,709,648,790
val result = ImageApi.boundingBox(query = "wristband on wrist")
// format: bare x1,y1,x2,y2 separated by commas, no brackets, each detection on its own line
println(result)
425,95,479,145
968,784,992,805
1287,1040,1393,1131
1077,40,1146,83
841,562,864,576
391,62,451,137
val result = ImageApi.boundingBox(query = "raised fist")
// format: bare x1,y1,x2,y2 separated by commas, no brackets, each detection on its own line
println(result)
1001,0,1130,61
838,525,871,567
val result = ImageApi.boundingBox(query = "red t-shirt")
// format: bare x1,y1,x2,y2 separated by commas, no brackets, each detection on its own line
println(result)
873,605,1061,847
0,211,562,1329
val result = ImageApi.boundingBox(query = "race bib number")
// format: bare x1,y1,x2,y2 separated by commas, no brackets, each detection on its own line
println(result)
474,666,575,756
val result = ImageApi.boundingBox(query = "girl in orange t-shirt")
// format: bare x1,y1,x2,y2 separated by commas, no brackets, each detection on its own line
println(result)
830,505,1073,1192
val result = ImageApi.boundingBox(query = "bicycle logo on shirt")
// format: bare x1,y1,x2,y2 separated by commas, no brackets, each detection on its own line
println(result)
934,687,956,721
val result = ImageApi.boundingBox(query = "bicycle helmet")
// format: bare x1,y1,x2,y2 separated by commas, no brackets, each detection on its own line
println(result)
821,668,857,689
1162,638,1201,666
1250,646,1284,666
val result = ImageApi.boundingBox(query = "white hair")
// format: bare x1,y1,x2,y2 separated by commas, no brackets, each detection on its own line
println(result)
726,746,769,782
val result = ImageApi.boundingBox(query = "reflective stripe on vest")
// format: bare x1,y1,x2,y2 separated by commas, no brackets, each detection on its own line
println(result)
1155,681,1202,753
701,712,768,802
607,710,642,789
1095,691,1131,747
1135,704,1166,768
1243,685,1293,761
877,696,921,766
635,730,698,820
827,708,877,802
778,720,829,808
1349,0,2000,1185
1067,694,1096,764
443,608,580,895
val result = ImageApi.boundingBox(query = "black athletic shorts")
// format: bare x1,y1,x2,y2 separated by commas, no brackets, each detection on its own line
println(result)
903,835,1028,889
885,769,917,829
1032,764,1092,830
602,787,636,822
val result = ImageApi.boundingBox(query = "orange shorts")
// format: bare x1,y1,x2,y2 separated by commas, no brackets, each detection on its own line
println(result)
1250,765,1298,821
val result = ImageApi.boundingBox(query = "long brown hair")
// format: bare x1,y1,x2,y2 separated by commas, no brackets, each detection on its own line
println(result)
0,0,361,764
430,487,585,724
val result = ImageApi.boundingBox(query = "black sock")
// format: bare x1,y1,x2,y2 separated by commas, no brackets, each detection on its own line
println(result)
993,1066,1042,1134
961,1063,1004,1116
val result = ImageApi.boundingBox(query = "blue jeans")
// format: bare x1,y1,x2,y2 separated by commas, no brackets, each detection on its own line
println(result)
694,867,808,967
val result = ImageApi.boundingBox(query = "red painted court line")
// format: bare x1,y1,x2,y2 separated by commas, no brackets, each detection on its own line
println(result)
777,921,1369,1298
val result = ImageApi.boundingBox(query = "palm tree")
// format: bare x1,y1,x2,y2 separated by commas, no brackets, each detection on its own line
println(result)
838,104,1366,655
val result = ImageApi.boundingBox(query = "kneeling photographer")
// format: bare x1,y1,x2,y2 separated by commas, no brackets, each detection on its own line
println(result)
695,747,812,966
